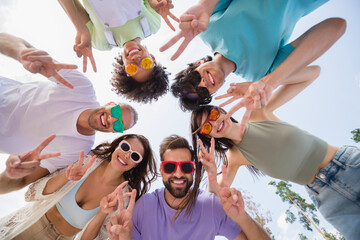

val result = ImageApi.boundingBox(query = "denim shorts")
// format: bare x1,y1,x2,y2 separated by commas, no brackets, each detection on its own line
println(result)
306,145,360,240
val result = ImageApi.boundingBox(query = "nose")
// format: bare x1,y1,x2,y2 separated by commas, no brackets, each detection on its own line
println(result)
198,78,206,88
130,54,141,62
173,164,184,178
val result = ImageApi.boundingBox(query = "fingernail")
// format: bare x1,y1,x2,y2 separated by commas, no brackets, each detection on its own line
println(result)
111,226,117,233
14,159,21,165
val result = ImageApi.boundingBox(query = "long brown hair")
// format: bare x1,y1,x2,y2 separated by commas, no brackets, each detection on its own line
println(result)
159,135,203,222
191,105,263,177
92,134,157,200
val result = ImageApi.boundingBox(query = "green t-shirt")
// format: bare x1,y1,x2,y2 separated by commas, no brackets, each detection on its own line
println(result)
83,0,161,50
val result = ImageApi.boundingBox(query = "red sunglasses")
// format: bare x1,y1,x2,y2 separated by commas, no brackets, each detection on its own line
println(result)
161,161,195,174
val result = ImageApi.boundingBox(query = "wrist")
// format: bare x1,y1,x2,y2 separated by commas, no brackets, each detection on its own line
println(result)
198,0,218,15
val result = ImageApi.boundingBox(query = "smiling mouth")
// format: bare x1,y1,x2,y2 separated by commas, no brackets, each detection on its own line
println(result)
100,113,107,128
117,156,128,166
128,48,140,56
207,72,215,86
217,120,224,132
171,179,186,186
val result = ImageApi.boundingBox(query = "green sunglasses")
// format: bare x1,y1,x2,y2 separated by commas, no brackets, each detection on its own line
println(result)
110,104,124,133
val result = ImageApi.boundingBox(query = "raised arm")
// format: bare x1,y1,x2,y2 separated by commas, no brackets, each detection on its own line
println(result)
210,166,271,240
81,182,129,240
42,151,95,195
159,0,220,60
58,0,96,72
0,135,59,194
0,33,77,88
218,17,346,119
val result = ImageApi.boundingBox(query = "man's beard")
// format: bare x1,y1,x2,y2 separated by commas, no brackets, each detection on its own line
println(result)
87,108,102,130
163,177,193,199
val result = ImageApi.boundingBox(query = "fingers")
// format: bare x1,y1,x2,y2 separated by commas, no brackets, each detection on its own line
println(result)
34,134,56,153
89,54,97,72
218,97,237,108
126,189,137,213
159,32,183,52
169,11,179,23
210,137,215,156
117,185,125,210
215,93,232,100
78,151,85,166
239,108,251,136
83,155,96,170
14,160,40,169
53,63,78,70
224,101,245,120
38,152,61,160
83,55,87,73
163,15,175,31
171,37,191,61
52,71,74,89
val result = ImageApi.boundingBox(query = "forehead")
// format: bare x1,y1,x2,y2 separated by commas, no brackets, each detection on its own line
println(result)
163,148,192,163
125,138,144,155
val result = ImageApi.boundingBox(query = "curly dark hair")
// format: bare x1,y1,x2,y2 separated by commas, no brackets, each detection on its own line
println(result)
92,134,158,200
171,56,213,111
191,105,264,178
111,55,169,103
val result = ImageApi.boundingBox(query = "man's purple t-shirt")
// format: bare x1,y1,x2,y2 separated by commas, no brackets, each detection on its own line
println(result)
132,188,242,240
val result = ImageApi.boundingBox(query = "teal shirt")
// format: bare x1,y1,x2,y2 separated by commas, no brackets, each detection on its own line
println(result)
83,0,161,50
199,0,328,82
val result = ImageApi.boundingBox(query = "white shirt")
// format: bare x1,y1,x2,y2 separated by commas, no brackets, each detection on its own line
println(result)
0,69,100,173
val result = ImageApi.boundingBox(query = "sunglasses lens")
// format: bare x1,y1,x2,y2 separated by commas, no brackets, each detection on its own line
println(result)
200,122,212,135
126,64,138,75
208,108,220,121
120,141,130,151
113,121,124,133
131,152,141,162
141,58,153,69
163,162,176,174
110,105,122,118
181,162,194,174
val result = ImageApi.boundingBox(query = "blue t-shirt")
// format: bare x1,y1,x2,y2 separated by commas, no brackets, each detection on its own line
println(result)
132,188,242,240
199,0,328,82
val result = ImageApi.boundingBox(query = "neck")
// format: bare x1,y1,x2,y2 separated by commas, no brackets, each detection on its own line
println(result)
164,189,189,210
77,109,95,136
228,122,246,144
214,53,236,77
99,161,126,186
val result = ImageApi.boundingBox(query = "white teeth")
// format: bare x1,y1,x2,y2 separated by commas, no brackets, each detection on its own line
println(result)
128,49,139,56
218,121,224,132
101,114,106,127
118,156,127,165
208,73,215,85
173,180,185,184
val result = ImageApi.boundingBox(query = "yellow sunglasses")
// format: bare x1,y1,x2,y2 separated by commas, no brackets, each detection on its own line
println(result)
125,57,154,76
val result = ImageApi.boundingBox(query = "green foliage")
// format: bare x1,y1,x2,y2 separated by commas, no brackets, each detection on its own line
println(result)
322,228,346,240
269,180,346,239
351,128,360,143
269,180,319,231
299,233,308,240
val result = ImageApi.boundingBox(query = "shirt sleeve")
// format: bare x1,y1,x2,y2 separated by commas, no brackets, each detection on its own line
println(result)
212,194,242,238
131,196,145,240
47,69,94,89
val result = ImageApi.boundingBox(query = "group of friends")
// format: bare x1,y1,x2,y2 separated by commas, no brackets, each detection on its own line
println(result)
0,0,359,239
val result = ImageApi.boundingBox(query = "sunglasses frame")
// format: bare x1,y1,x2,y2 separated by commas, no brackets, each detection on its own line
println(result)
125,57,155,76
161,161,195,174
117,140,143,164
199,107,220,135
110,104,124,133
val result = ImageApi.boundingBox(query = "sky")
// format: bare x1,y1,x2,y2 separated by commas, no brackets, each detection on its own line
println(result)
0,0,359,239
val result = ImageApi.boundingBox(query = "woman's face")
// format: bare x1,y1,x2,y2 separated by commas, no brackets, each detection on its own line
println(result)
111,137,145,172
199,109,232,138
